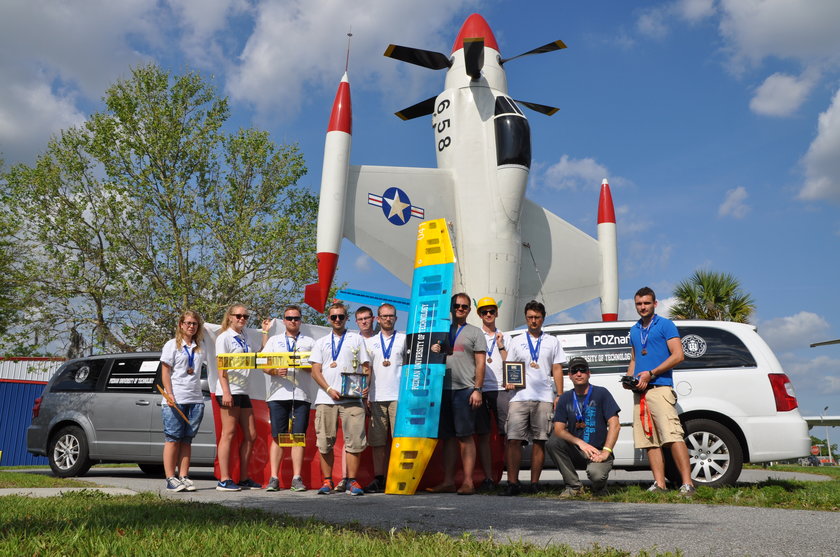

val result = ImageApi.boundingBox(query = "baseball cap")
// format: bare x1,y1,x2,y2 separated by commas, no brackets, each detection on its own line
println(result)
568,356,590,374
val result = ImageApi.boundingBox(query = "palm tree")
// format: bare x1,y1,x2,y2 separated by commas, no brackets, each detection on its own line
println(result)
669,270,756,323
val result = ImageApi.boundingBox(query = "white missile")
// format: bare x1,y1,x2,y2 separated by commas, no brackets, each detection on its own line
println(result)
597,179,618,321
305,73,351,312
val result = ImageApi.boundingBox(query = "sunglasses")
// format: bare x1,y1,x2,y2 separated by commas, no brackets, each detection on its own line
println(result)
284,316,302,322
182,321,199,327
570,368,589,375
232,313,250,320
479,308,497,316
452,304,470,311
329,314,347,322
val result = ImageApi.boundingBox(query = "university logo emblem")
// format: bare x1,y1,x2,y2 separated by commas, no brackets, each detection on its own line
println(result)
368,187,424,226
681,334,707,358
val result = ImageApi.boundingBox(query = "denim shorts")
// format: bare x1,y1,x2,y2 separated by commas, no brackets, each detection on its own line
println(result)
268,400,311,437
162,403,204,443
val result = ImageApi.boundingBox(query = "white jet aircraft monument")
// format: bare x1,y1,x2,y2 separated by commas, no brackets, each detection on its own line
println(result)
305,13,619,330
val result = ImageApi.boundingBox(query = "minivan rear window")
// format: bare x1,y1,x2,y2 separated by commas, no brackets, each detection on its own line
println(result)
51,359,107,392
105,358,160,392
548,325,756,374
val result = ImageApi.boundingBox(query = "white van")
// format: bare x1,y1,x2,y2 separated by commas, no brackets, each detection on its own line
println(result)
513,320,811,486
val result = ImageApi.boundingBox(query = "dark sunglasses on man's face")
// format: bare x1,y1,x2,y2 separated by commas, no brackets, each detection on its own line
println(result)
284,316,302,322
570,368,589,375
479,309,496,316
452,304,470,311
329,314,347,322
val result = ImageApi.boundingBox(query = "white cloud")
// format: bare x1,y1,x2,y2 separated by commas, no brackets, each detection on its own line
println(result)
636,8,670,39
226,0,481,119
677,0,716,22
167,0,250,67
800,88,840,202
750,72,817,117
719,0,840,69
636,0,715,39
354,254,372,272
542,155,609,190
718,186,750,218
759,311,831,353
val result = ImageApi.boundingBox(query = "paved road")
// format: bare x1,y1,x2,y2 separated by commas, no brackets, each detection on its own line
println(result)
7,467,838,556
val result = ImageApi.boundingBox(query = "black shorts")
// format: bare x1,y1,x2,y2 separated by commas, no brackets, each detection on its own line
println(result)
268,400,311,437
438,388,490,439
215,394,252,409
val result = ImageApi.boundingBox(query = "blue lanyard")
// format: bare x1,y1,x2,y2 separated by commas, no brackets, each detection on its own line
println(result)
449,324,465,347
526,333,543,364
380,332,396,360
486,331,497,359
639,315,657,353
573,386,594,424
331,332,347,362
233,335,249,352
182,345,195,370
286,335,298,352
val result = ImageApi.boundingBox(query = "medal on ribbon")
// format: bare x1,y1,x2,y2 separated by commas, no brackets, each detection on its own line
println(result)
330,332,346,368
573,386,593,432
183,345,195,375
486,331,497,364
527,332,542,369
380,331,395,367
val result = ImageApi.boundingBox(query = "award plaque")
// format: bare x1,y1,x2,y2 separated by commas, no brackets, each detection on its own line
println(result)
340,372,368,398
504,361,526,387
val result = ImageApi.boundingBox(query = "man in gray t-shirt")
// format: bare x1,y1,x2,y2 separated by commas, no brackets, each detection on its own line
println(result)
426,292,488,495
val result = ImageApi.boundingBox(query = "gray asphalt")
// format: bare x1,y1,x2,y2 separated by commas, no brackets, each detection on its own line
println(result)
5,467,839,556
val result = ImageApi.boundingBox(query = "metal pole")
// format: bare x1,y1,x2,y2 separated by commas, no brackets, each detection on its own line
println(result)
823,406,835,465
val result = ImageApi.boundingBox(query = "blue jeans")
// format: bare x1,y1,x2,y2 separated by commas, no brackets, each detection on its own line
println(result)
162,403,204,443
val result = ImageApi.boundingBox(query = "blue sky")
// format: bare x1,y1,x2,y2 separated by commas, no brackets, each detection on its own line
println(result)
1,0,839,419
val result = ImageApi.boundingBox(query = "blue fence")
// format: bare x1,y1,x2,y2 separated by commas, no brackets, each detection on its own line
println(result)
0,380,49,466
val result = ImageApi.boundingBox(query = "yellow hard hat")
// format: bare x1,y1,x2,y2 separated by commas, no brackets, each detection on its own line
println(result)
476,296,498,310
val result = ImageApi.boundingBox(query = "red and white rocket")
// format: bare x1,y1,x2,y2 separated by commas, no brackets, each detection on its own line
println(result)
598,179,618,321
305,73,351,312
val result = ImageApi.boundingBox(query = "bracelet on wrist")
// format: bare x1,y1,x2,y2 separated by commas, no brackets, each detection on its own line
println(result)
602,447,613,453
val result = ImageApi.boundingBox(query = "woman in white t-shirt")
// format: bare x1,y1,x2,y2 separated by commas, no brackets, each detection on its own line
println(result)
159,310,206,493
214,304,259,491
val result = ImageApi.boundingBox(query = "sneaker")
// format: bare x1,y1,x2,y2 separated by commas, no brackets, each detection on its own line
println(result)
477,478,495,492
290,476,307,492
501,482,521,496
266,477,280,492
238,478,262,490
647,482,668,493
679,484,697,498
527,482,542,494
346,479,365,496
216,479,241,492
317,479,334,495
364,477,384,493
166,477,186,492
559,486,583,499
333,478,347,493
591,485,610,497
179,476,196,492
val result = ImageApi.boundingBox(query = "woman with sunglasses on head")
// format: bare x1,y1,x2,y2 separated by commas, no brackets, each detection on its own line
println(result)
214,304,259,491
159,310,206,493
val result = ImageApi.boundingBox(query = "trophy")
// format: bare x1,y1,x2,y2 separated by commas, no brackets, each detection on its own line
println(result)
340,347,368,398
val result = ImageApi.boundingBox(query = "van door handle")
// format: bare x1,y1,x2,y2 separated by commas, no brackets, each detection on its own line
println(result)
136,400,151,406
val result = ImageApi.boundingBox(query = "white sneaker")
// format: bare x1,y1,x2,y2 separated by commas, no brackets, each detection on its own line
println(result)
179,476,196,492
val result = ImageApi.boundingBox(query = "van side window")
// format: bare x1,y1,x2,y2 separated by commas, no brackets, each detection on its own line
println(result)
675,327,756,369
550,330,631,374
105,358,160,393
51,359,106,392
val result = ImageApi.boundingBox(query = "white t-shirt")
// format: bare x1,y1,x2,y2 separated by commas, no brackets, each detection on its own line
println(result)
262,333,316,402
482,329,513,392
309,331,370,405
506,332,566,403
160,338,205,404
214,328,253,396
365,331,407,402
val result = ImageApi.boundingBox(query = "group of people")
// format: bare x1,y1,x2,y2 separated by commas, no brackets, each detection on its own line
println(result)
157,286,696,498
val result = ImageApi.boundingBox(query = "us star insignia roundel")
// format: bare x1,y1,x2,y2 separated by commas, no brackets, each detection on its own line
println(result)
368,187,425,226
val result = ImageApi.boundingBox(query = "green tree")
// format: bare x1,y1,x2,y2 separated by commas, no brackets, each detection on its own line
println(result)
2,64,319,353
668,269,756,323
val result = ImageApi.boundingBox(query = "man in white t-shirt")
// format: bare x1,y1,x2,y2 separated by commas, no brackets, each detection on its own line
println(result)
262,305,316,493
363,303,407,493
309,302,371,496
502,300,566,496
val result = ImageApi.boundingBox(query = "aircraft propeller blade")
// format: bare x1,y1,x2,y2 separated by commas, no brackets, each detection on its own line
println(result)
395,96,437,121
463,37,485,80
384,44,452,70
514,99,560,116
500,39,567,65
